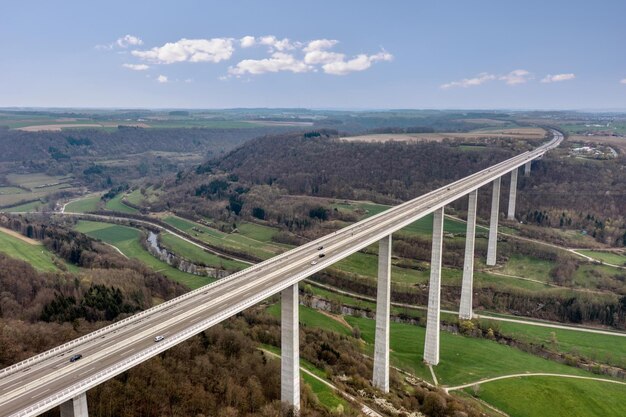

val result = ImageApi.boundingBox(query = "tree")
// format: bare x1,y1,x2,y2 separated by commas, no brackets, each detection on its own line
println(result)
309,206,328,221
252,207,266,220
422,392,447,417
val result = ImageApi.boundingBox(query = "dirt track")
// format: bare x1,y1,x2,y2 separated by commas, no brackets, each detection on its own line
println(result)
0,226,41,245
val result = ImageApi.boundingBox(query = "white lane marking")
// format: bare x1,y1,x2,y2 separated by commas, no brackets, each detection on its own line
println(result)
3,380,25,391
101,340,118,348
78,367,95,377
32,388,49,398
119,348,135,356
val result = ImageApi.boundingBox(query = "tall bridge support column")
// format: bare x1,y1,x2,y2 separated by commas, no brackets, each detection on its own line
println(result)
486,177,501,266
424,207,444,365
60,393,89,417
281,283,300,413
524,161,531,177
373,235,392,392
459,190,477,320
507,168,518,221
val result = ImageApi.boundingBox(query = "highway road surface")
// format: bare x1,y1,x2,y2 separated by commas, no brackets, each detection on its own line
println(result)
0,130,562,417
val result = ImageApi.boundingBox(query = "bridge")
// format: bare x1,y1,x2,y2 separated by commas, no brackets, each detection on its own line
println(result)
0,129,563,417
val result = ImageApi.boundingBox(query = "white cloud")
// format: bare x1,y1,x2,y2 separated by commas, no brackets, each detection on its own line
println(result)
117,35,143,48
258,35,299,51
96,34,144,50
240,36,256,48
499,69,532,85
441,73,497,89
157,75,168,83
619,78,626,84
116,34,392,78
305,50,345,65
321,51,393,75
541,73,575,83
122,63,150,71
132,38,234,64
228,52,312,75
303,39,339,53
303,39,343,65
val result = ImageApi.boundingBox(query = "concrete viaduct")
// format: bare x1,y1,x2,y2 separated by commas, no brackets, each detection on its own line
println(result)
0,129,563,416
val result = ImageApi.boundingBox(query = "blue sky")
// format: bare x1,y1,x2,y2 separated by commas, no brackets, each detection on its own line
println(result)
1,0,625,109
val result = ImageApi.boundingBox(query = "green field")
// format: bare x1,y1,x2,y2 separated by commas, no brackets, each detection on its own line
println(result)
577,250,626,266
573,263,625,289
0,229,61,272
125,187,162,206
479,318,626,368
65,195,101,213
332,251,552,293
236,222,279,242
162,215,284,259
74,220,211,289
0,186,26,194
3,200,44,212
344,315,597,386
309,280,626,369
332,251,421,284
497,254,554,282
0,173,76,209
5,173,73,189
104,194,139,214
159,232,248,271
478,270,554,291
266,304,353,337
302,372,347,411
267,302,599,387
271,287,626,416
468,376,626,417
125,189,145,206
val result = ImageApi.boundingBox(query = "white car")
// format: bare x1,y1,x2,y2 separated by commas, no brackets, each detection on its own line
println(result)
154,335,165,342
310,261,318,265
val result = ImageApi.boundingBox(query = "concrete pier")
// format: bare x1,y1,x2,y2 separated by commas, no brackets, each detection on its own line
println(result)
486,177,501,266
424,207,444,365
459,190,477,320
60,393,88,417
281,283,300,412
524,161,531,177
373,235,392,392
507,168,518,220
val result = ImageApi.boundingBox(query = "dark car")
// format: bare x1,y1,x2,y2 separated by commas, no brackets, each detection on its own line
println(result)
319,253,325,258
69,354,83,363
317,246,324,250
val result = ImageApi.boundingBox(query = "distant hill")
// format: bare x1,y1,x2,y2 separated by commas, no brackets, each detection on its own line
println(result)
214,132,516,202
0,126,289,162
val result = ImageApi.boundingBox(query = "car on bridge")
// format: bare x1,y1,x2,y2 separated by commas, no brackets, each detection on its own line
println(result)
154,335,165,342
69,354,82,363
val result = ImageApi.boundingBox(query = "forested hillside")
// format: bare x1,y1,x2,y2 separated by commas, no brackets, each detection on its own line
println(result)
0,126,292,191
215,132,523,201
0,126,289,162
517,153,626,245
162,130,625,247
